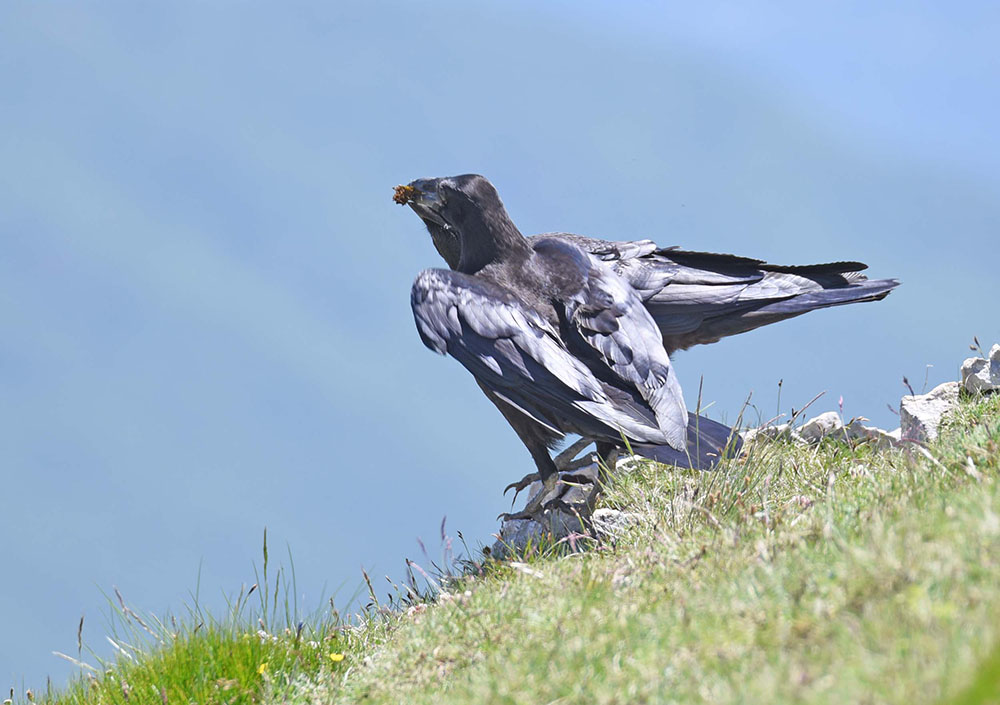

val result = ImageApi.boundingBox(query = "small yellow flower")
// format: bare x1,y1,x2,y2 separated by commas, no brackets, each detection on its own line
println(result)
257,662,269,675
329,652,345,663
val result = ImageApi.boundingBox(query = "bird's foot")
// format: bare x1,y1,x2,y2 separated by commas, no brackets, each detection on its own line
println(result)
498,470,601,524
497,492,598,526
499,440,605,522
503,439,598,498
503,472,541,502
498,473,563,522
498,500,574,524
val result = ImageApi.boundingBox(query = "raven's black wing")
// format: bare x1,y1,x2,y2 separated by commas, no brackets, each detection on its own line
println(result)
534,233,899,353
531,237,688,449
411,268,679,445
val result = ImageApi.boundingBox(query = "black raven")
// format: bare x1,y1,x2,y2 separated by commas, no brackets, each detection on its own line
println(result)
397,174,898,520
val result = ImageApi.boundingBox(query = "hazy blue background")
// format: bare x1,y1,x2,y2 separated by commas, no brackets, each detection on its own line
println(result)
2,0,998,688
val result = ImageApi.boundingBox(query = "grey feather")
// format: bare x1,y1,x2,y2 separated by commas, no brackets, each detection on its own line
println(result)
411,268,677,445
533,234,899,352
401,174,895,481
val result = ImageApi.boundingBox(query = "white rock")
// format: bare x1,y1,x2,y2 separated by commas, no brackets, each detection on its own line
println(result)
872,427,902,450
843,419,869,441
790,412,899,448
900,381,961,443
741,423,806,445
963,344,1000,394
843,419,900,449
615,454,646,472
961,357,993,394
799,411,844,443
591,508,641,537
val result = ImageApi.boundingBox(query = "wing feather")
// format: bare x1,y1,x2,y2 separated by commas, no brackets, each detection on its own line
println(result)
410,269,676,444
530,233,898,353
569,265,688,448
528,237,689,449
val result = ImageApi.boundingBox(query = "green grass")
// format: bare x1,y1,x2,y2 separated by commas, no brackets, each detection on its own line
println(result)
29,535,381,705
28,394,1000,705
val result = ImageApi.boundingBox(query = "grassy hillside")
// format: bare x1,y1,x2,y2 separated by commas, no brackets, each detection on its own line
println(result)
32,394,1000,705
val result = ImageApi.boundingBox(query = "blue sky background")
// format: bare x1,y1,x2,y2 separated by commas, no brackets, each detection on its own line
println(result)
2,1,998,688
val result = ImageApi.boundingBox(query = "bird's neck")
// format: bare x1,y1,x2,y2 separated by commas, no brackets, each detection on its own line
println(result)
427,224,462,270
457,210,532,274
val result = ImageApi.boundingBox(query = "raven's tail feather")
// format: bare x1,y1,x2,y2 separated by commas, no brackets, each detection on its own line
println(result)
745,277,898,317
650,274,899,352
631,412,743,470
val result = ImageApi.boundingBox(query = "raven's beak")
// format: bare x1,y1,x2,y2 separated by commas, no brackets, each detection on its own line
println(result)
392,184,417,205
397,178,449,227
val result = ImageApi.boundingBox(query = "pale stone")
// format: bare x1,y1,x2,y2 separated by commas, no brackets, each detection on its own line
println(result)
962,344,1000,394
900,381,961,443
961,356,994,394
741,423,806,445
591,508,641,537
615,454,646,472
799,411,844,443
844,419,901,449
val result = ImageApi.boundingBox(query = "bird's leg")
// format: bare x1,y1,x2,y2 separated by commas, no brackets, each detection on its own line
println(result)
584,443,618,513
500,443,619,523
553,437,594,471
542,442,618,517
554,439,606,500
500,464,593,520
503,438,595,503
498,472,563,522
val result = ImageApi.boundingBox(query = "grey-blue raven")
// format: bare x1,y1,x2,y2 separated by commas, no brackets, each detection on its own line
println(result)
396,174,898,520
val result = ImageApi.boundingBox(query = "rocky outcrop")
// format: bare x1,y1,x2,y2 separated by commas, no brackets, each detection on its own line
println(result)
799,412,844,443
743,377,964,449
961,344,1000,394
741,423,805,445
743,412,902,449
843,419,901,449
740,342,1000,449
900,381,961,443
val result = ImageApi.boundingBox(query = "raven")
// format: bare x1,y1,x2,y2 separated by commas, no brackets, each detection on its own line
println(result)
397,174,898,521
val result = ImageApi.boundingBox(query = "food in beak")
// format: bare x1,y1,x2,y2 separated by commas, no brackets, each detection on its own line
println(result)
393,184,416,205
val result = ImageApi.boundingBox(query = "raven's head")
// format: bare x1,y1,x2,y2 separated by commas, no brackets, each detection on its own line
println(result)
394,174,518,272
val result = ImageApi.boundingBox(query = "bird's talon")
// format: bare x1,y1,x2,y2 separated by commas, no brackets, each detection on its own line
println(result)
503,472,540,496
503,472,542,505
